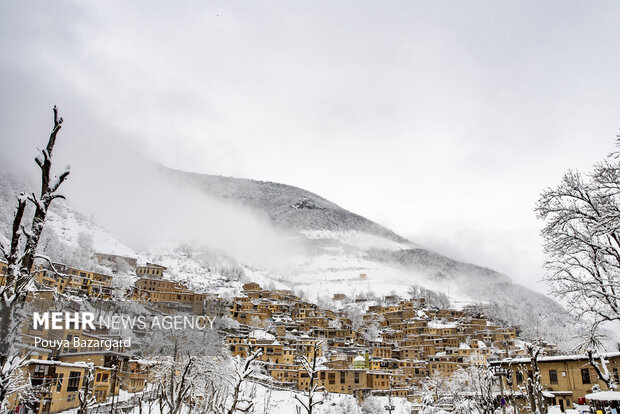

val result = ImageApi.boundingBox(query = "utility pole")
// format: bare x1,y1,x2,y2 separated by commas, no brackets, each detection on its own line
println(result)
491,365,508,414
384,376,395,413
110,362,119,414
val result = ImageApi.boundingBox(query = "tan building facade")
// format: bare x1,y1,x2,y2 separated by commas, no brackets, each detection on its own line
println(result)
492,352,620,411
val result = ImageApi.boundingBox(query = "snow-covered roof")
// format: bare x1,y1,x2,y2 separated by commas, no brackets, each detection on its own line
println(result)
249,329,276,342
585,391,620,401
492,351,620,365
428,320,456,329
22,359,89,368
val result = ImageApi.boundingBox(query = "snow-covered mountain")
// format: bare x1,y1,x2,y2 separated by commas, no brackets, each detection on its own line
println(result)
162,167,410,242
157,168,574,341
0,167,578,345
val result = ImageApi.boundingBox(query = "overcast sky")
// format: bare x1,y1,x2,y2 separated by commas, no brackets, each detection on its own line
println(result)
1,1,619,293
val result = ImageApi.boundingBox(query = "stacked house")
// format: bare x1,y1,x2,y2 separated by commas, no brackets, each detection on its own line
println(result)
225,282,527,402
131,263,207,314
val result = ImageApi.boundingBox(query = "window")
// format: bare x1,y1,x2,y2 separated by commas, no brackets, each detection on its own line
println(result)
516,371,523,384
549,370,558,384
354,372,360,384
328,373,336,385
67,371,81,391
67,394,76,402
340,372,345,384
614,368,619,384
33,364,47,376
581,368,591,384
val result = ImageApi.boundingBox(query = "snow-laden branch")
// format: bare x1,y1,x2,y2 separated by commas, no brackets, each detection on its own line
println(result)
537,159,620,326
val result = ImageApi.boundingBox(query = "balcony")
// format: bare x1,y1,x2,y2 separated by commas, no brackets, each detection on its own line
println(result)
129,372,148,380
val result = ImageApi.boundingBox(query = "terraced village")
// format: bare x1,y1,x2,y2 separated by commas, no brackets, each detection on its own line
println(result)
3,254,617,413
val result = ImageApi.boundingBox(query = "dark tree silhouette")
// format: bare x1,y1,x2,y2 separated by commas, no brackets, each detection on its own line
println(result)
0,106,70,405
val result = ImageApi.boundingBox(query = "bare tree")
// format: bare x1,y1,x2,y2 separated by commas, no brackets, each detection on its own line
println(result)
420,366,498,414
525,343,546,414
294,340,324,414
189,345,262,414
77,363,96,414
0,106,69,303
537,137,620,389
146,327,260,414
576,327,617,390
148,334,200,414
195,379,227,413
419,371,447,414
0,106,69,406
536,143,620,326
226,344,262,414
467,366,496,414
157,341,195,414
446,368,481,414
408,284,450,309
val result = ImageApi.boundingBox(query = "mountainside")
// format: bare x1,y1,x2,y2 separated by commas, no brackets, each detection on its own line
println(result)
0,167,579,346
159,168,578,344
162,168,514,287
162,167,409,243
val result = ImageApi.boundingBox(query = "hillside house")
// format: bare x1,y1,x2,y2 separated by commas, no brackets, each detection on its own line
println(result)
136,263,166,278
491,352,620,411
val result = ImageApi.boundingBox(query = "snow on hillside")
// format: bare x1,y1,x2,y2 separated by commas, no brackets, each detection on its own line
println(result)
0,170,138,258
45,201,138,258
271,252,438,299
301,229,413,251
144,243,289,296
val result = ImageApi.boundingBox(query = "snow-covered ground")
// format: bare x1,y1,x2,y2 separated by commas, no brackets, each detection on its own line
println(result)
300,229,413,251
269,248,475,306
45,200,139,258
116,383,413,414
